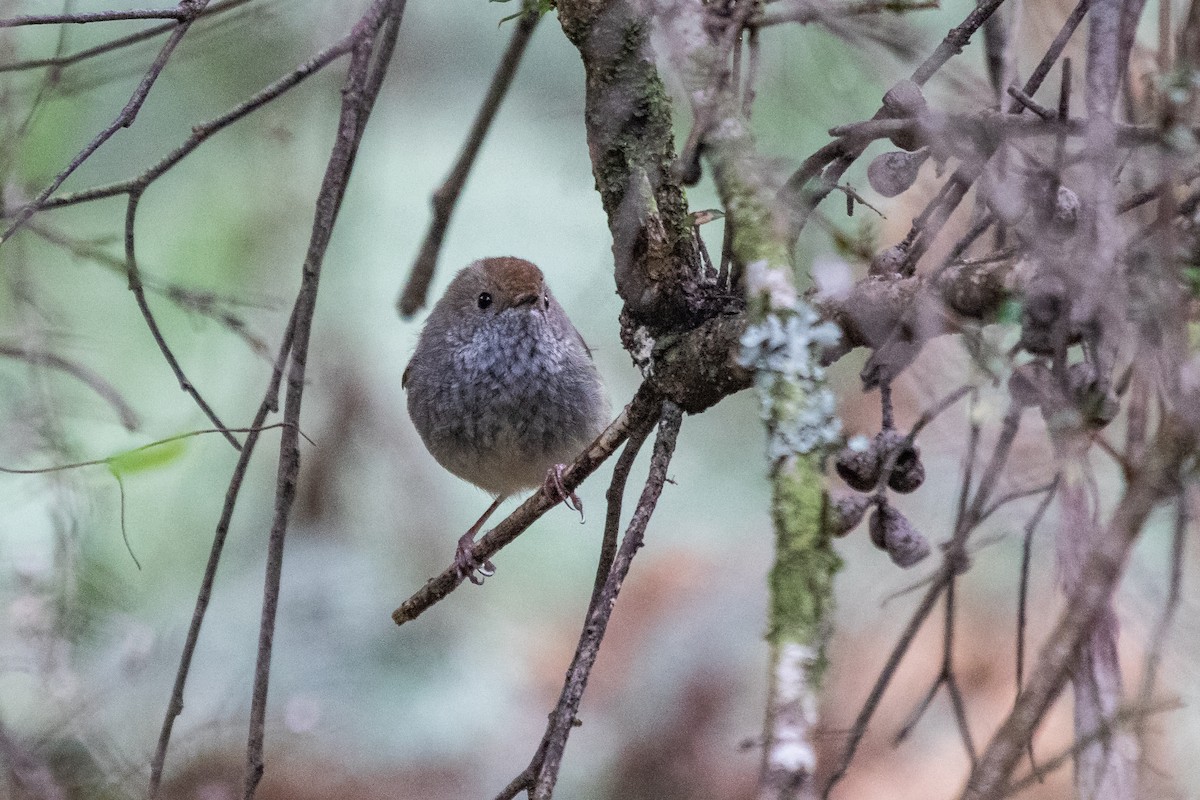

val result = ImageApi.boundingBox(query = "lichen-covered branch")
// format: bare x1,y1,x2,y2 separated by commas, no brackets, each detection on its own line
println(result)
651,3,844,797
556,0,708,333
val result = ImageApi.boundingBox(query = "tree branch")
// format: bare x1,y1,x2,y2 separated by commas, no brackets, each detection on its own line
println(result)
392,381,664,626
241,3,406,797
397,3,542,317
960,414,1198,800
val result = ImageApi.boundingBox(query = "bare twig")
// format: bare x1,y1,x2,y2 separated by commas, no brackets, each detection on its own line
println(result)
0,7,192,27
27,222,272,356
1,0,214,242
961,415,1196,800
124,190,241,450
1006,86,1056,119
26,29,358,214
824,402,1021,797
0,0,251,74
0,341,140,430
242,3,406,797
1015,477,1059,694
147,314,298,799
591,411,657,609
0,425,295,476
392,382,664,626
1134,492,1188,748
781,0,1045,241
397,3,542,317
528,402,682,800
1003,699,1182,796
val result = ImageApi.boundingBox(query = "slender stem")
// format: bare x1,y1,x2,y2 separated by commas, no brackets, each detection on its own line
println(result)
391,382,663,626
2,0,213,242
0,8,189,27
397,4,542,317
0,342,140,431
147,308,299,800
124,190,242,450
529,402,682,799
242,4,404,797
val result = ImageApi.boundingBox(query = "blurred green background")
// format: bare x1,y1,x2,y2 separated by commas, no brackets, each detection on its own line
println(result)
1,1,1196,798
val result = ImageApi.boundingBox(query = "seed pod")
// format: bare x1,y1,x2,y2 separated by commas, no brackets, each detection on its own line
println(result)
882,79,928,117
869,505,931,568
886,445,925,495
868,504,888,549
872,429,924,494
881,80,928,151
835,439,881,491
826,493,872,536
867,149,928,198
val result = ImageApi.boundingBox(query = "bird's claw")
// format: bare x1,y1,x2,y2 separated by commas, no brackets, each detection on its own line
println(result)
455,533,496,585
545,463,584,523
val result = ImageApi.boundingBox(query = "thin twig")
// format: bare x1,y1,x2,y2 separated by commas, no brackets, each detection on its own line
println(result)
242,3,405,797
124,190,241,450
782,0,1022,241
1,0,213,242
1015,477,1059,694
0,342,140,430
825,403,1021,798
590,414,656,610
396,3,542,317
28,29,357,214
961,415,1196,800
146,316,299,799
942,579,977,765
1007,86,1056,119
1134,491,1188,750
0,0,251,74
1002,699,1182,796
528,402,682,800
0,426,294,474
27,221,273,357
977,480,1057,525
0,7,190,27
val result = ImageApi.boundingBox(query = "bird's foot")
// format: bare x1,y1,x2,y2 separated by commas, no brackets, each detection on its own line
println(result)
544,463,584,523
454,531,496,585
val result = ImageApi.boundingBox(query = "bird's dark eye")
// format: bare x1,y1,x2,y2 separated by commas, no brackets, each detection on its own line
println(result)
477,292,492,310
542,295,550,310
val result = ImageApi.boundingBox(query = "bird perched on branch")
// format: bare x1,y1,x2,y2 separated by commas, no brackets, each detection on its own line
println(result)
403,257,610,583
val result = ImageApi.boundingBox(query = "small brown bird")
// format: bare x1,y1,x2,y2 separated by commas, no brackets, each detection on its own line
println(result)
403,257,610,582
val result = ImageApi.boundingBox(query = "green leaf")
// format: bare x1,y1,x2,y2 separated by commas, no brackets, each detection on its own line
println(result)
105,438,187,477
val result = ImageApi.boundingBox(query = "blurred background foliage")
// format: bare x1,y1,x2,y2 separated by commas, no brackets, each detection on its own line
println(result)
0,1,1196,798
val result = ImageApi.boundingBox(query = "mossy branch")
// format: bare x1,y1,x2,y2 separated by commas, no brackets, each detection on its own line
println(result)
652,3,843,797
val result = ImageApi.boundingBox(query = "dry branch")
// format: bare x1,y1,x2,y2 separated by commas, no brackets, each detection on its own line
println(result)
392,382,664,626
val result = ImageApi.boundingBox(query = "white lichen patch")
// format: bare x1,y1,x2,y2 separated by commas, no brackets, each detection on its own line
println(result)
739,303,842,459
744,259,798,311
768,641,818,772
628,324,656,377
